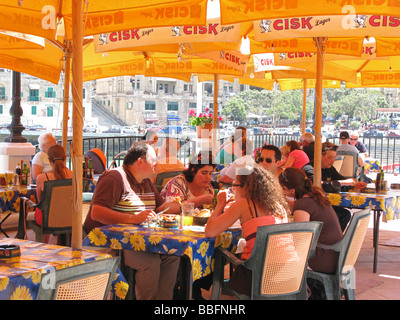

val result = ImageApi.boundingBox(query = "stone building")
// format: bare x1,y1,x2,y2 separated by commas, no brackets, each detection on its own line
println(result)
93,75,248,128
0,69,93,131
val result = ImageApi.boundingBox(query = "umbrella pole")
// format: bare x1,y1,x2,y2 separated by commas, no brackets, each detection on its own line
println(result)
313,37,327,188
71,0,83,249
213,74,219,161
302,79,307,134
62,42,71,150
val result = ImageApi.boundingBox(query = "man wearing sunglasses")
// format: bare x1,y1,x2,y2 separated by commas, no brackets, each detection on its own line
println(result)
349,131,369,157
258,145,283,179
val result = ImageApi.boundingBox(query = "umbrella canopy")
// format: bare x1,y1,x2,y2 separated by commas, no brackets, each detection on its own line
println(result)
219,1,400,24
0,0,209,39
0,0,211,249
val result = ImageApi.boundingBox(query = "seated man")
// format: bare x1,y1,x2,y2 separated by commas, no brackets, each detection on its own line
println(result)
83,142,180,300
32,132,58,182
302,141,366,231
337,131,364,167
349,131,368,157
300,132,315,162
258,144,283,180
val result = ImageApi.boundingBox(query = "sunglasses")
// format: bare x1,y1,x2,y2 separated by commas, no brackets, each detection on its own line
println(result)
257,157,273,163
350,138,358,141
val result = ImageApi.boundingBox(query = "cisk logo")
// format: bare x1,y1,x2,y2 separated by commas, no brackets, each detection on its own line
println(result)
280,52,315,60
243,0,298,14
170,23,219,36
259,17,313,32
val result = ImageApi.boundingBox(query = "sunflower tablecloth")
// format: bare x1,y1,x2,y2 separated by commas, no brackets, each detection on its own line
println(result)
83,224,242,283
327,190,400,220
364,158,381,172
0,186,37,216
0,238,128,300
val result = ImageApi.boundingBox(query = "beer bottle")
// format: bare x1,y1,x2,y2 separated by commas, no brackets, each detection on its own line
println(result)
87,159,93,179
21,164,27,186
213,189,219,209
15,163,21,186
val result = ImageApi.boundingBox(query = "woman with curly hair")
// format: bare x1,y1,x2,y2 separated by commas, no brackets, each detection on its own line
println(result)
279,167,343,274
205,165,289,295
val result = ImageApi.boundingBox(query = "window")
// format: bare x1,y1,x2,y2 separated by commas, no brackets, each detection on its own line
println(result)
83,88,86,99
145,101,156,110
29,89,39,101
167,101,178,111
45,87,56,98
189,102,197,110
46,105,54,117
0,105,3,114
31,106,37,115
0,87,5,100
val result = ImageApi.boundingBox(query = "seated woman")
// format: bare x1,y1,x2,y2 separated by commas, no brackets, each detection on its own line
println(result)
160,152,216,212
281,140,310,169
35,144,73,243
205,166,289,296
279,167,343,274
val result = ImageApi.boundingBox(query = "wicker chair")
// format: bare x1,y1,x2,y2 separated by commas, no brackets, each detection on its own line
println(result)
211,221,323,300
336,150,363,179
154,170,183,192
307,208,371,300
36,257,120,300
22,179,73,246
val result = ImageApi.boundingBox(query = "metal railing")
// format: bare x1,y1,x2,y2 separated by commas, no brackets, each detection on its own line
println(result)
65,134,400,173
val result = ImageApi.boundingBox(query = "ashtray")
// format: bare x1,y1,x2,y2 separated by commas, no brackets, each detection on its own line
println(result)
158,214,179,229
0,244,20,259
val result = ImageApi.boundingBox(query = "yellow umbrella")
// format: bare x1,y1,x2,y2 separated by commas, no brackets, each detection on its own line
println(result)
0,39,64,84
219,1,400,24
0,0,211,249
0,31,44,50
0,0,209,39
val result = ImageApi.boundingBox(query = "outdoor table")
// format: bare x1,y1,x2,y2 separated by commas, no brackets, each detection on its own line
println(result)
0,185,37,238
0,238,128,300
327,190,400,273
364,158,381,173
82,223,242,299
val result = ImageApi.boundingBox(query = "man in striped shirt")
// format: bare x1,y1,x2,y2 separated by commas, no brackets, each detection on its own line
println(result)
84,142,180,300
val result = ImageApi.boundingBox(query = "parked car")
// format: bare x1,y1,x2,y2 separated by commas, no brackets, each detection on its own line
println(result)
159,125,182,135
122,126,139,134
103,125,121,133
26,124,46,131
83,124,99,133
363,130,385,137
388,131,400,137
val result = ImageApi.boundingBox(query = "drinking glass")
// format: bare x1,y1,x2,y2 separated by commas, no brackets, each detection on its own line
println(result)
182,202,194,226
147,215,158,229
5,171,14,188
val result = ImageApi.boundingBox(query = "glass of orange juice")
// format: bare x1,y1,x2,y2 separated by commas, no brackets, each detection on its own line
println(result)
5,170,14,187
182,202,194,226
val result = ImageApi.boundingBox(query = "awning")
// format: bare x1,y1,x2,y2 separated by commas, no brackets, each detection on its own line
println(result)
28,84,40,90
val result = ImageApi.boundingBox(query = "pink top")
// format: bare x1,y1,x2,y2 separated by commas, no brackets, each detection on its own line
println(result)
241,215,286,260
289,149,310,169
